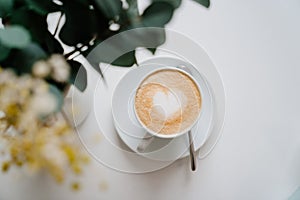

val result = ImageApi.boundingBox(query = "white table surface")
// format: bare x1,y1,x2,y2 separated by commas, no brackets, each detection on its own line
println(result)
1,0,300,199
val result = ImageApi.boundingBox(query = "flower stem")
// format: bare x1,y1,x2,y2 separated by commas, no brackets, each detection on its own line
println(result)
53,12,63,37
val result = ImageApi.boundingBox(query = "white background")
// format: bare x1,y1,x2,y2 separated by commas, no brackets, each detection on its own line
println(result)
0,0,300,199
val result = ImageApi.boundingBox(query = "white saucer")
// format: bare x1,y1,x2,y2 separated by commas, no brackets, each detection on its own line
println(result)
111,57,214,161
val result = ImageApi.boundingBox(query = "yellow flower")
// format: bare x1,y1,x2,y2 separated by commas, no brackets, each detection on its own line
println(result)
32,60,51,78
0,69,88,184
2,161,10,172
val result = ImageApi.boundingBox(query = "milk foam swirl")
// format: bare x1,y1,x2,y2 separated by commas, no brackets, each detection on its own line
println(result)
135,69,201,135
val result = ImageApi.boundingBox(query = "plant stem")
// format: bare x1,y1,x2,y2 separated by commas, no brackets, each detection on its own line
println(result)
70,53,81,60
64,49,80,59
53,12,63,36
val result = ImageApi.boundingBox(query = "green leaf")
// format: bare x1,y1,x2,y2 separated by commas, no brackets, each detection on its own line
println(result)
0,26,31,48
49,84,64,112
0,42,11,61
0,0,13,17
139,28,166,49
44,32,64,54
10,9,63,54
9,9,47,43
92,5,110,35
111,50,136,67
142,2,174,27
147,47,156,54
25,0,61,15
5,43,47,74
86,28,165,68
68,60,87,92
86,32,137,67
127,0,139,17
192,0,210,8
121,0,143,28
73,0,90,6
94,0,122,19
152,0,182,8
59,1,98,46
127,0,137,4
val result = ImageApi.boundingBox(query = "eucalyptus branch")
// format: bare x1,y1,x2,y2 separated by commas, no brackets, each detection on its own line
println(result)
69,52,81,60
53,12,63,36
64,48,81,60
64,35,98,59
63,35,106,81
64,49,80,60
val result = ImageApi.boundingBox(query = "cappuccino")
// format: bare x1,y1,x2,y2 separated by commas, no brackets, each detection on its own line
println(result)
135,69,201,135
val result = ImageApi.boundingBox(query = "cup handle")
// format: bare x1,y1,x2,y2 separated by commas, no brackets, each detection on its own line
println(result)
137,133,154,152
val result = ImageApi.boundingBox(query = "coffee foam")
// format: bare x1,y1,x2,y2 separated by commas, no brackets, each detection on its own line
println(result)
135,69,201,135
152,89,184,118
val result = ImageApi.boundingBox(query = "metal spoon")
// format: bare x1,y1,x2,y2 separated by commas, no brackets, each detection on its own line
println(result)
137,133,154,152
177,65,197,171
136,65,197,171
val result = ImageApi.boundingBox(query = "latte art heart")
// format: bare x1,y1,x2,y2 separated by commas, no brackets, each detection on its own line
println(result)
135,69,201,135
153,89,184,119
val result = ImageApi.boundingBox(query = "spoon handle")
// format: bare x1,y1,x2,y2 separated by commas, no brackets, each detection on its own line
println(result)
137,133,154,152
188,130,197,171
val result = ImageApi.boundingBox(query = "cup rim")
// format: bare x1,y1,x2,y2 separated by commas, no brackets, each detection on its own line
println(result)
133,66,203,139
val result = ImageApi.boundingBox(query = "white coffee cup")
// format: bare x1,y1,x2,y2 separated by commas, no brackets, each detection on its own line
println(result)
134,67,203,139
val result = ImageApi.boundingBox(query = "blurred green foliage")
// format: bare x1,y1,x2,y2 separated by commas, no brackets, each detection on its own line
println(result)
0,0,210,92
